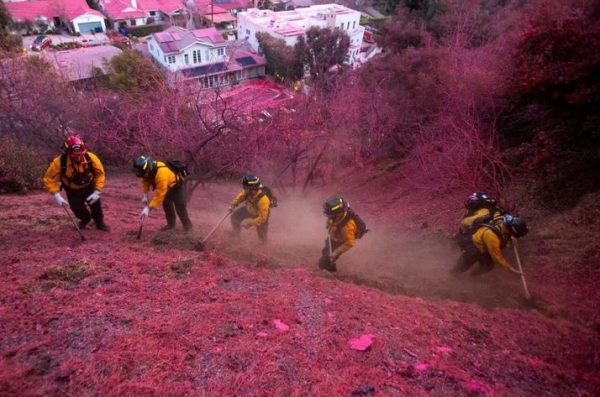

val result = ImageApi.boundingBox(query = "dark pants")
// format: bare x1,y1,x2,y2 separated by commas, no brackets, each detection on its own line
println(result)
231,207,268,243
318,238,341,271
64,185,104,225
452,237,494,276
163,182,192,229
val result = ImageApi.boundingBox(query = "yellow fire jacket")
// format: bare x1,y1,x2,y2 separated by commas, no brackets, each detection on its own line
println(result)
460,208,491,232
43,152,106,194
231,189,270,226
327,212,357,258
140,162,179,209
472,224,512,270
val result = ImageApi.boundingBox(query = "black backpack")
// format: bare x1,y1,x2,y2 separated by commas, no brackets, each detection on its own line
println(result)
165,159,189,178
258,185,278,208
459,215,509,250
340,209,369,238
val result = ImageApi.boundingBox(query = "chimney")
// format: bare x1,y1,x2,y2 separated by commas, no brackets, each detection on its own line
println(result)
132,0,138,8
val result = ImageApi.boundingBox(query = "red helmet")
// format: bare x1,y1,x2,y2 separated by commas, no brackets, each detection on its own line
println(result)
65,135,87,160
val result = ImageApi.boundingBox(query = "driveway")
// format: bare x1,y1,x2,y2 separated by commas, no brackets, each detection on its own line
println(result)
22,30,109,53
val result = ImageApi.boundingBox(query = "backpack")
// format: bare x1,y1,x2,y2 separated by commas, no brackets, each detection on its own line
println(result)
60,153,95,187
459,215,508,250
258,185,278,208
165,159,189,178
340,209,369,239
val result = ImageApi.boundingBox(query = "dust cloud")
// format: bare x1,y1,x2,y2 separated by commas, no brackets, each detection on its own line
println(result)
190,184,528,310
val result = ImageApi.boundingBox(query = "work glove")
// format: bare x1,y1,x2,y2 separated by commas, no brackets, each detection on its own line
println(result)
53,193,68,207
228,204,236,213
142,194,149,205
329,253,339,263
140,205,150,219
86,190,101,205
241,220,252,229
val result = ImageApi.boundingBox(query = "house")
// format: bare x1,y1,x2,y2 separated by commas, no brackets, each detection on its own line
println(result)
4,0,107,34
41,45,123,87
146,26,265,88
98,0,150,29
208,0,248,16
237,4,364,66
98,0,237,31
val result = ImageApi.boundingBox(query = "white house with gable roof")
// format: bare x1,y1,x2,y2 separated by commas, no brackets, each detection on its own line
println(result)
4,0,106,34
148,26,229,72
237,4,364,65
147,26,266,88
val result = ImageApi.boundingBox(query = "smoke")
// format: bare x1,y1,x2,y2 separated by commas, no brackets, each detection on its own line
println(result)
189,182,526,309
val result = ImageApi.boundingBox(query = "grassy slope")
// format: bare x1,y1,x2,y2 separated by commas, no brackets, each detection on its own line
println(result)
0,171,598,396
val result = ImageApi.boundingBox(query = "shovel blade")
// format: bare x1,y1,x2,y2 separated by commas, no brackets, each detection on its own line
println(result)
70,237,84,248
194,240,206,251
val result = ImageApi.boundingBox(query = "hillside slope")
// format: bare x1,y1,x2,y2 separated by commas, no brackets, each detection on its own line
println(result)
0,172,598,396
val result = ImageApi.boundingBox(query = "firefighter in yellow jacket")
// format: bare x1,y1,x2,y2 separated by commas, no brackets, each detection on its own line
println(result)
43,135,110,231
318,196,358,272
228,174,270,243
459,192,504,234
452,214,528,276
132,156,192,232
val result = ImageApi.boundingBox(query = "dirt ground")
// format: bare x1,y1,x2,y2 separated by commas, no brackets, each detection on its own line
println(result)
0,170,598,396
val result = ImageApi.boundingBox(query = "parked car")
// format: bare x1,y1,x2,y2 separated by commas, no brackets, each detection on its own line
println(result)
106,30,133,50
31,35,52,51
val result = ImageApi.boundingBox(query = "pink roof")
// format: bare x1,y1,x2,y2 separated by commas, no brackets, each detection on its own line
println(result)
101,0,147,19
5,0,104,21
208,0,247,11
137,0,184,14
192,27,226,44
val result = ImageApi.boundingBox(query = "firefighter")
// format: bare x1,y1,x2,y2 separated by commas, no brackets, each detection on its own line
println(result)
318,196,365,272
452,214,528,276
228,174,271,243
132,156,193,232
43,135,110,231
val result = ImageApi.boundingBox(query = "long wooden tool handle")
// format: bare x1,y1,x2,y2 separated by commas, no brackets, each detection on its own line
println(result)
63,204,85,241
136,217,145,240
201,212,231,243
512,239,531,300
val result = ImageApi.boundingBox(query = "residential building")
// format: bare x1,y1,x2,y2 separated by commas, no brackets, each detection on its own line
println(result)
147,26,265,88
41,45,123,87
4,0,107,34
237,4,364,65
98,0,239,31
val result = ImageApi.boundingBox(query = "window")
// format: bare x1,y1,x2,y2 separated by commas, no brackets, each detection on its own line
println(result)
353,21,356,29
184,54,189,64
149,11,156,16
217,48,224,56
149,44,153,51
192,50,201,64
130,19,136,27
167,55,176,64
